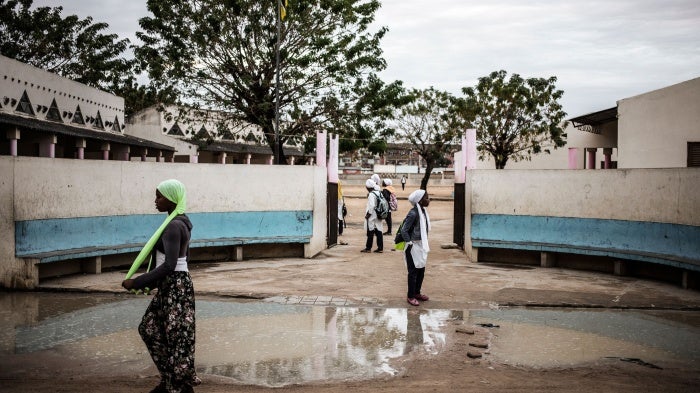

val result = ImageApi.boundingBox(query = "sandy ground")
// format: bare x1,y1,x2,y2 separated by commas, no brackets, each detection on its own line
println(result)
4,185,700,392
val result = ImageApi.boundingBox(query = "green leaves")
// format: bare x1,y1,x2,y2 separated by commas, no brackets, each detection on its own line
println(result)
135,0,393,162
0,0,132,90
458,70,568,169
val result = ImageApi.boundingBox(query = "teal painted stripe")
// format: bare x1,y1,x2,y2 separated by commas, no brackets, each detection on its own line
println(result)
15,211,312,257
472,214,700,266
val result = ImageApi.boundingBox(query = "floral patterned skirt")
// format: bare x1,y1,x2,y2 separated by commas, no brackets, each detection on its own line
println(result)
138,272,198,393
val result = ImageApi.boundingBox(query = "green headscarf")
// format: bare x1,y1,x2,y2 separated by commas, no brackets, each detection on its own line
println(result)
125,179,187,280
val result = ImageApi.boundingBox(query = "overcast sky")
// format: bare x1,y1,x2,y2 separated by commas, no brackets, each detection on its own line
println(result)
32,0,700,117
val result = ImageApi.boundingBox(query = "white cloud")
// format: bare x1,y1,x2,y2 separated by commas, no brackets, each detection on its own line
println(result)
31,0,700,116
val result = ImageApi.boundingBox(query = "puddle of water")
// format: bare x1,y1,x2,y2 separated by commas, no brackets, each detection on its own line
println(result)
1,292,699,387
468,308,700,368
0,293,452,387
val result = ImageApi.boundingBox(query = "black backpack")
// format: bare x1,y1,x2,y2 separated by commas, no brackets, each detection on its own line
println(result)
372,191,390,219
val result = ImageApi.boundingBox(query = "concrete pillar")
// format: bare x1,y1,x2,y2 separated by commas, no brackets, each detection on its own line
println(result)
101,142,110,160
81,256,102,274
586,148,597,169
76,138,86,159
614,260,628,276
218,152,227,164
166,152,175,163
156,150,163,162
113,145,130,161
39,134,57,158
568,148,578,169
309,158,314,166
141,148,148,161
189,154,198,163
541,252,557,268
603,148,612,169
246,153,252,164
465,129,477,170
290,156,295,165
233,246,243,262
469,247,479,263
268,155,274,165
6,128,20,156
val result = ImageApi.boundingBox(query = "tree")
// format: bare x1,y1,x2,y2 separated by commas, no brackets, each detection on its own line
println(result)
393,87,464,190
459,70,567,169
135,0,397,163
0,0,132,90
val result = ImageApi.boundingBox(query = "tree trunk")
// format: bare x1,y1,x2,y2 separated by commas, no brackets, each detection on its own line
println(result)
420,162,433,190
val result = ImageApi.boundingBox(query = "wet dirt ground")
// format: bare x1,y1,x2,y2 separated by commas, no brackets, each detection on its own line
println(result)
2,185,700,392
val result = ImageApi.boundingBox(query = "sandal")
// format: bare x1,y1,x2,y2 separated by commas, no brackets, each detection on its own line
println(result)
407,297,419,306
414,293,429,301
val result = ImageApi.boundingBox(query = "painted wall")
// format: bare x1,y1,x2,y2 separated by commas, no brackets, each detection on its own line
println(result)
617,77,700,168
1,156,327,287
465,168,700,268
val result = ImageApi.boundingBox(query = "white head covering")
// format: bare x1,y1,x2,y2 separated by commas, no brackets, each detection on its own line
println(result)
407,189,430,255
408,189,426,205
371,174,380,185
383,179,393,186
365,179,376,189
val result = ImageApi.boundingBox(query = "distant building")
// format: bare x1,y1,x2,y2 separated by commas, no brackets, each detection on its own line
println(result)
0,55,174,160
475,77,700,170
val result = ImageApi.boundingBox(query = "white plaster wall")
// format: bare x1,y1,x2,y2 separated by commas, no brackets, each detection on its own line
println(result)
0,55,124,130
617,77,700,168
12,158,321,220
469,168,700,226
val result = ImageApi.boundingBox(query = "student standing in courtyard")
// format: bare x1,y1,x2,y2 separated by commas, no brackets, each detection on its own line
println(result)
362,179,384,253
401,189,431,306
122,179,199,393
401,175,407,190
381,179,398,235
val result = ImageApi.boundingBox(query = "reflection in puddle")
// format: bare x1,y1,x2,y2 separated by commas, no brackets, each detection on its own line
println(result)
1,293,699,387
0,293,451,387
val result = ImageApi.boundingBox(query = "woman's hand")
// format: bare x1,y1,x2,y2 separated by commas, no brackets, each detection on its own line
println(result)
122,279,135,290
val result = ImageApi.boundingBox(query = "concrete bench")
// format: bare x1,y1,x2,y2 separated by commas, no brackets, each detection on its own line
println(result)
470,214,700,287
16,211,313,276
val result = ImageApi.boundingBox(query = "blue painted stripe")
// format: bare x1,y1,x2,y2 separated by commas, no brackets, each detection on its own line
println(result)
472,214,700,266
15,211,313,257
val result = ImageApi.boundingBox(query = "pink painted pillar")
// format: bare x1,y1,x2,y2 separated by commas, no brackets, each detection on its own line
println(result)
568,148,578,169
316,130,326,168
246,153,252,164
39,135,57,158
219,152,227,164
586,148,597,169
189,154,198,163
268,155,274,165
465,128,477,170
7,128,20,156
101,143,110,160
114,145,130,161
603,148,612,169
141,148,148,161
76,138,86,159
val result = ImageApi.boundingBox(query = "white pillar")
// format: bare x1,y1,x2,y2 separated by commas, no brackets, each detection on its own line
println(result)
465,128,477,170
246,153,252,165
76,138,86,159
328,134,339,183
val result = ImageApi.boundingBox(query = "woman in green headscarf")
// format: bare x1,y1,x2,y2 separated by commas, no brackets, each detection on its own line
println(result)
122,179,200,393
